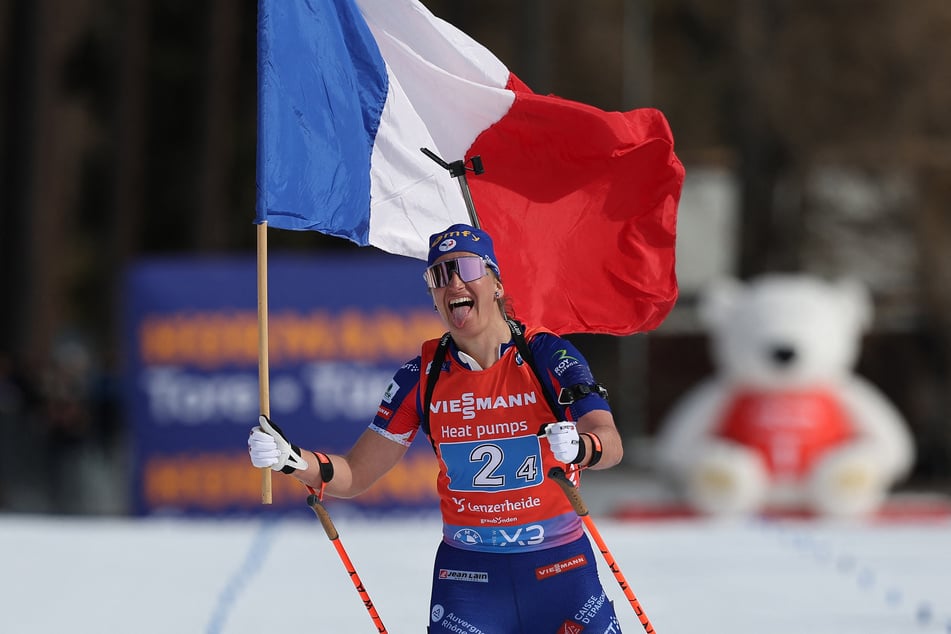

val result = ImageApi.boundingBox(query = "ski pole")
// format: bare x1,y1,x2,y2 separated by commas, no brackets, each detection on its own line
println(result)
305,488,388,634
549,467,656,634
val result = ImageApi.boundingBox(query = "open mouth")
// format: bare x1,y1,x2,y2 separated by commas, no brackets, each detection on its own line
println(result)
448,297,474,327
449,297,474,310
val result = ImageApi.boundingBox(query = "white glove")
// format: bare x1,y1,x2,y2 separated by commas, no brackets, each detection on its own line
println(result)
544,421,581,463
248,415,309,473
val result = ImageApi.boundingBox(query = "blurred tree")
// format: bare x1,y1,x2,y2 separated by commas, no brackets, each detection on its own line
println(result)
108,0,148,343
1,0,100,363
196,0,239,251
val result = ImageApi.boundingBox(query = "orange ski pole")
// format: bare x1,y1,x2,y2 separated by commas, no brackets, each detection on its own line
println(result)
306,488,388,633
549,467,656,634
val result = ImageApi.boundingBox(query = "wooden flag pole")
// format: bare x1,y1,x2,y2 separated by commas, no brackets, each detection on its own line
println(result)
257,222,273,504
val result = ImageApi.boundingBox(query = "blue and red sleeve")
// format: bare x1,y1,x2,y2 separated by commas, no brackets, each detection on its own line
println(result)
528,332,611,420
368,356,423,446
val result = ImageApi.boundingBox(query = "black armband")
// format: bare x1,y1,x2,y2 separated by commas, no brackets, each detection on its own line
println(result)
580,433,603,467
557,383,609,406
312,451,335,483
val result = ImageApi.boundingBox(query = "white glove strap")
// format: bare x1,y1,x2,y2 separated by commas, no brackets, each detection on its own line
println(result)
259,415,309,473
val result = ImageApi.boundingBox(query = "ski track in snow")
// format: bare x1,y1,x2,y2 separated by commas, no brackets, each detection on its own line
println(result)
2,511,950,633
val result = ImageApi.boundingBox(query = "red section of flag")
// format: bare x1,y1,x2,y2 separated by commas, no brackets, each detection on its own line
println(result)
468,74,683,336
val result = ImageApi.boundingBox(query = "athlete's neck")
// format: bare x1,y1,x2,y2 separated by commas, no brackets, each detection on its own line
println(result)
451,317,511,370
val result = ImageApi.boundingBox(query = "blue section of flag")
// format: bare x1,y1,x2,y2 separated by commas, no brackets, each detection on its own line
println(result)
256,0,388,243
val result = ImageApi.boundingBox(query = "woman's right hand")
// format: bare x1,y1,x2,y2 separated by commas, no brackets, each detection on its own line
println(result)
248,415,309,473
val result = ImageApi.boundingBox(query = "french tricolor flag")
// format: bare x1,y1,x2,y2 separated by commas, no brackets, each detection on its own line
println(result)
256,0,684,335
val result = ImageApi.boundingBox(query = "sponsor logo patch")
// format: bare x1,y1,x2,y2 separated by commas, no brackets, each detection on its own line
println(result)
376,405,393,420
551,348,580,376
452,528,483,545
558,620,585,634
382,379,399,403
535,554,588,580
438,568,489,583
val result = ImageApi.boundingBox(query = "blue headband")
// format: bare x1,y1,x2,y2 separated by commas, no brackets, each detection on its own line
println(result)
426,224,500,277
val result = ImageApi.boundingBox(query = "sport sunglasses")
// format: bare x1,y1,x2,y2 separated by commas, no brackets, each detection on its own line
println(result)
423,256,489,289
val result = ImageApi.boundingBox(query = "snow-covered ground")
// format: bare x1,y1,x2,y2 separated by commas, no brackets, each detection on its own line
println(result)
3,504,950,634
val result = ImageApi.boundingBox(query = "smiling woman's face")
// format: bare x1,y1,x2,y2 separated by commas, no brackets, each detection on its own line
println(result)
430,252,502,332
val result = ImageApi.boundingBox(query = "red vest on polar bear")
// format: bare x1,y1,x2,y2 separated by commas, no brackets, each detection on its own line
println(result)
716,389,854,478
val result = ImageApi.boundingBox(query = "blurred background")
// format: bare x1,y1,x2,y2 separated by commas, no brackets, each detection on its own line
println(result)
1,0,950,516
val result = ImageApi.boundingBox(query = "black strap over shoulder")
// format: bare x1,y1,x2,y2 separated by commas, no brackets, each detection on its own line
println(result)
421,331,452,439
504,319,563,422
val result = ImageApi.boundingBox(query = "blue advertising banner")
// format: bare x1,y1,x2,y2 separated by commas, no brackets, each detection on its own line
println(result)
123,252,445,516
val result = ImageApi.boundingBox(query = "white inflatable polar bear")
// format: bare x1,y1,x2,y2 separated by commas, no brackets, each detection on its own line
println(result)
654,274,916,517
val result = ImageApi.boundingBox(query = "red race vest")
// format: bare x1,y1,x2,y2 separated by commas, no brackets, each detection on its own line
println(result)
420,327,583,552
